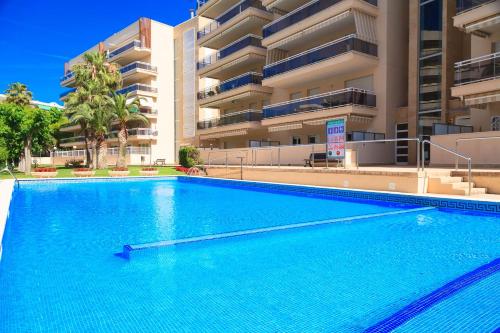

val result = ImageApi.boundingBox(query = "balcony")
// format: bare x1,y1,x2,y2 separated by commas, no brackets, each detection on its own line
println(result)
107,128,158,143
197,35,266,79
60,71,75,87
198,72,272,107
261,88,376,125
197,0,242,19
197,110,262,135
262,0,311,12
452,52,500,104
60,136,85,147
120,61,157,84
107,40,151,64
262,35,378,88
117,84,158,97
198,0,272,49
263,0,378,39
454,0,500,32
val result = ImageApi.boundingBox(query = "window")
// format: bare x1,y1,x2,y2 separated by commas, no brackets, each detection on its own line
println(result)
292,136,301,145
307,87,320,96
290,92,302,100
492,116,500,131
345,75,374,91
308,135,318,144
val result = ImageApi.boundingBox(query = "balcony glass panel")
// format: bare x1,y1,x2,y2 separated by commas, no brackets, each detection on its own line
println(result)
108,40,143,59
433,123,473,135
197,35,263,70
263,88,375,118
263,0,378,38
456,0,493,13
117,84,158,95
198,72,263,100
198,0,265,39
197,110,262,129
455,52,500,85
60,136,85,144
263,35,377,78
120,62,157,75
60,71,74,82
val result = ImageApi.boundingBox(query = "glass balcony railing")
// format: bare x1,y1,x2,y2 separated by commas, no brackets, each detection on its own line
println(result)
117,84,158,95
198,72,263,100
263,35,377,79
139,108,158,115
263,88,376,118
263,0,378,38
197,110,262,129
456,0,494,13
120,61,157,75
454,52,500,85
60,88,76,99
198,0,265,39
107,128,158,139
108,40,146,59
197,35,263,70
60,71,75,82
60,136,85,144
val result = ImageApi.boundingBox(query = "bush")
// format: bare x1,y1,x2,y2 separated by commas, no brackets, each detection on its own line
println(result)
64,159,84,168
178,146,201,168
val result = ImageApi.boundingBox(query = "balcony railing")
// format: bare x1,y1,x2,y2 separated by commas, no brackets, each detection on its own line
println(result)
60,136,85,144
197,109,262,129
117,84,158,95
263,35,377,78
60,88,76,99
198,0,265,39
108,40,146,59
60,71,75,82
454,52,500,85
140,108,158,115
198,72,263,100
263,0,378,38
108,128,158,139
197,35,263,70
456,0,494,13
263,88,376,118
120,61,157,75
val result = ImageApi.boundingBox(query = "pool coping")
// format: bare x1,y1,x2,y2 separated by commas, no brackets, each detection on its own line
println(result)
178,176,500,213
0,180,14,261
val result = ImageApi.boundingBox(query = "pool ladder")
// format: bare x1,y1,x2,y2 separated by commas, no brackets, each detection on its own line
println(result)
1,165,20,188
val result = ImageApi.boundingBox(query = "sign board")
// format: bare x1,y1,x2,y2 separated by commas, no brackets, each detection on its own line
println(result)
326,118,346,160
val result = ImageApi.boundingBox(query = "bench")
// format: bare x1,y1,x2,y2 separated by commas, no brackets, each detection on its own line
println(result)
304,153,342,167
153,159,166,166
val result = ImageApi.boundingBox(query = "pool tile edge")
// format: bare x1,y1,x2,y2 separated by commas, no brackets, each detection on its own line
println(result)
0,180,15,261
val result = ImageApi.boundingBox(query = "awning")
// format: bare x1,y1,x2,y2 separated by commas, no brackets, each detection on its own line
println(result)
200,129,248,140
464,93,500,106
353,10,377,43
347,115,373,124
268,123,303,132
465,15,500,33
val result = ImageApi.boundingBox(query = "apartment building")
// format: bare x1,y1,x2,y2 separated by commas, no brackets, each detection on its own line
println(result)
195,0,410,155
59,18,192,164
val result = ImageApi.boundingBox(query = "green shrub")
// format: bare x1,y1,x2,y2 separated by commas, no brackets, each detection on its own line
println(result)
179,146,201,168
64,159,84,168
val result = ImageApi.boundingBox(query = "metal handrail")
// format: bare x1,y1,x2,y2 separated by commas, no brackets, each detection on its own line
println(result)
422,140,472,196
1,165,20,188
455,136,500,169
349,138,421,172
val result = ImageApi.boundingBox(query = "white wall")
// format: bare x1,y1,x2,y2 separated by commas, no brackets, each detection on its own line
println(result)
151,21,176,163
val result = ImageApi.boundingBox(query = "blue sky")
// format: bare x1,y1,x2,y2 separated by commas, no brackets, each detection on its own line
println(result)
0,0,196,103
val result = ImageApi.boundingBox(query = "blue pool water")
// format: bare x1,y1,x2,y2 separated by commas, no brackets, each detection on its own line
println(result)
0,178,499,332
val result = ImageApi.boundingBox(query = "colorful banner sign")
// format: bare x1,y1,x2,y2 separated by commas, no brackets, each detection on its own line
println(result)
326,118,346,160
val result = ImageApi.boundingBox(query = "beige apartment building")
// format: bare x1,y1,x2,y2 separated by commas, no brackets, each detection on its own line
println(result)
195,0,410,158
59,17,198,165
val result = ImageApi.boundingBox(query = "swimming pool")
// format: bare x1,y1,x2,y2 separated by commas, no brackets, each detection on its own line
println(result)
0,178,499,332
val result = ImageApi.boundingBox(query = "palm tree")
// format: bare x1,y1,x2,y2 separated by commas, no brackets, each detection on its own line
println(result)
5,82,33,106
107,92,149,167
66,51,121,169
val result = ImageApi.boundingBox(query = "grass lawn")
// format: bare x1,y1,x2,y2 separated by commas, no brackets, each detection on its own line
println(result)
0,166,183,179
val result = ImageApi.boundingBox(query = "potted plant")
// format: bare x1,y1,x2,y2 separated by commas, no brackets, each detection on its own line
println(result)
31,167,58,178
72,167,95,177
139,167,159,176
108,167,130,177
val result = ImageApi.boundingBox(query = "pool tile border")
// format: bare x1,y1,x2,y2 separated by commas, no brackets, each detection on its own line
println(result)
178,177,500,213
0,180,15,261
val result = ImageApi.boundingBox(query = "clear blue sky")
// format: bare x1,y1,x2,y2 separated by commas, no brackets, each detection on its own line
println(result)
0,0,196,103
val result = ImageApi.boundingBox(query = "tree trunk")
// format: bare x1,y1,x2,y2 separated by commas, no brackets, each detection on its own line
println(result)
24,136,32,175
91,139,98,170
96,135,107,169
117,126,127,168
